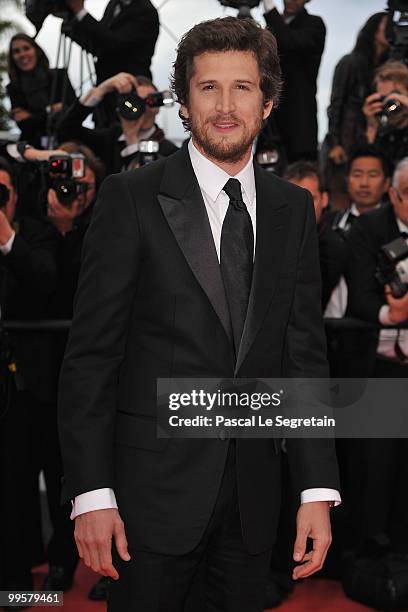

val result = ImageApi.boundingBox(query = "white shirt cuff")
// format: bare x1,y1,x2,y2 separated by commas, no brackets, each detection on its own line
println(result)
121,143,139,158
300,488,341,506
379,304,393,326
71,487,118,519
0,231,15,255
263,0,276,12
76,8,88,21
79,91,103,107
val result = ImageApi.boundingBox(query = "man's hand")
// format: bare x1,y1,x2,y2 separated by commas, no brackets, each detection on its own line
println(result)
12,107,31,123
97,73,139,98
363,92,383,125
23,148,67,163
329,145,347,165
74,508,131,579
47,189,83,235
0,209,13,246
65,0,85,14
386,284,408,324
292,501,332,580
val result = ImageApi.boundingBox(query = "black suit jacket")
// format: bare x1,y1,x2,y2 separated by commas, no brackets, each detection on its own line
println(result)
345,203,402,375
58,145,339,555
0,216,59,401
66,0,159,82
264,7,326,161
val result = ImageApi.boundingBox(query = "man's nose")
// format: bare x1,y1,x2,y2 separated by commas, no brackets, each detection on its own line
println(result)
215,89,235,114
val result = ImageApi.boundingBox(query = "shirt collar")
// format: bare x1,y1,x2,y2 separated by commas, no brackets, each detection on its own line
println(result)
396,216,408,234
118,125,156,142
188,139,255,206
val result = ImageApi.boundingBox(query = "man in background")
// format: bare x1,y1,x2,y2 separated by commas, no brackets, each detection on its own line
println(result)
263,0,326,163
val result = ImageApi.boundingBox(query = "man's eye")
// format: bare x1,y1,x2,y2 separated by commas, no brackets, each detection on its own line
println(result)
237,84,249,90
203,85,214,90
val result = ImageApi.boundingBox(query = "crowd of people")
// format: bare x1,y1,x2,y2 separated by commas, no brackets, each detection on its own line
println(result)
0,0,408,610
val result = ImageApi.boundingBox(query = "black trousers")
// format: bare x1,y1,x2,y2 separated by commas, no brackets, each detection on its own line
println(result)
108,441,272,612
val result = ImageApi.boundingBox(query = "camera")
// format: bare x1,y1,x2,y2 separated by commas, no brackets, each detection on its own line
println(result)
377,94,402,126
25,0,69,33
376,235,408,298
218,0,260,18
117,90,175,122
0,184,10,210
43,154,86,208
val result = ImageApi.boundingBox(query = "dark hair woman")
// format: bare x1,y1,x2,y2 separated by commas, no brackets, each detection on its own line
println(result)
6,33,76,148
323,12,390,208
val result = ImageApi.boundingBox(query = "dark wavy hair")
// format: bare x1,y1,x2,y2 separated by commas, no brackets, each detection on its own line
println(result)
8,33,50,83
171,17,282,132
353,12,388,66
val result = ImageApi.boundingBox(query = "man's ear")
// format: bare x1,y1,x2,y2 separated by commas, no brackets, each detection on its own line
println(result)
322,191,329,209
180,103,190,121
263,99,273,121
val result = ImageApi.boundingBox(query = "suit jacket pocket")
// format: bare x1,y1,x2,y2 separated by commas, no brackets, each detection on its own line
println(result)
115,410,168,452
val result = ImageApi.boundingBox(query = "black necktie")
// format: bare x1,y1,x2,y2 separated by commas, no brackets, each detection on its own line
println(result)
220,178,254,354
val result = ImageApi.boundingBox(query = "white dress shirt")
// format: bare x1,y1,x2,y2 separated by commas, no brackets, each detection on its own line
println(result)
324,204,361,319
71,140,341,518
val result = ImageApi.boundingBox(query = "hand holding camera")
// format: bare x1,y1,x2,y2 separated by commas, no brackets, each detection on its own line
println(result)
47,187,83,235
385,285,408,323
96,73,139,99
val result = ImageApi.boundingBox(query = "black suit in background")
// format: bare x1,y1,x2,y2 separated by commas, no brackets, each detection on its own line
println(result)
264,7,326,162
345,203,408,552
0,216,77,590
58,144,339,610
57,99,178,175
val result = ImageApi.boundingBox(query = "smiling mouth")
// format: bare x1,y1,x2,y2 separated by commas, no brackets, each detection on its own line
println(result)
213,122,239,130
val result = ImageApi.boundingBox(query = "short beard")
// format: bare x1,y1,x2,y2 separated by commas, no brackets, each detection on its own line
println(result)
190,111,264,164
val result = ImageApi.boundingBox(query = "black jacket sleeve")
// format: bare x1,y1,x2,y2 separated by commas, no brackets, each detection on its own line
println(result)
1,219,57,297
283,193,340,497
264,8,326,53
58,174,141,501
66,6,159,56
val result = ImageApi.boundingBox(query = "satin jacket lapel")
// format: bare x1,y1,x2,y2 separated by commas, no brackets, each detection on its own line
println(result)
158,146,233,344
235,165,291,375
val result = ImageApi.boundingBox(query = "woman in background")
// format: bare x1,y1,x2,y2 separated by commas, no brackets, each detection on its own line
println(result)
7,33,76,148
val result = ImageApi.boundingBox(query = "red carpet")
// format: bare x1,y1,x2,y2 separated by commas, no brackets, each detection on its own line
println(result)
32,562,375,611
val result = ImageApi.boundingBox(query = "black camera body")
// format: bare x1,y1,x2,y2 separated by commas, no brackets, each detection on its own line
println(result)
376,236,408,298
25,0,68,32
377,95,402,126
218,0,260,18
42,154,86,208
0,184,10,210
117,90,174,122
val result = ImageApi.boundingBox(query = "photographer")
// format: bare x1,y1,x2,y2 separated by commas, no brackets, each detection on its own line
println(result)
343,159,408,566
347,157,408,367
57,72,178,175
362,61,408,171
285,161,347,311
262,0,326,162
0,156,70,596
62,0,159,125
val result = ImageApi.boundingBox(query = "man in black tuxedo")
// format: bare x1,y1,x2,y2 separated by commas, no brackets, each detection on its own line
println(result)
58,17,340,612
262,0,326,163
64,0,159,125
345,158,408,549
